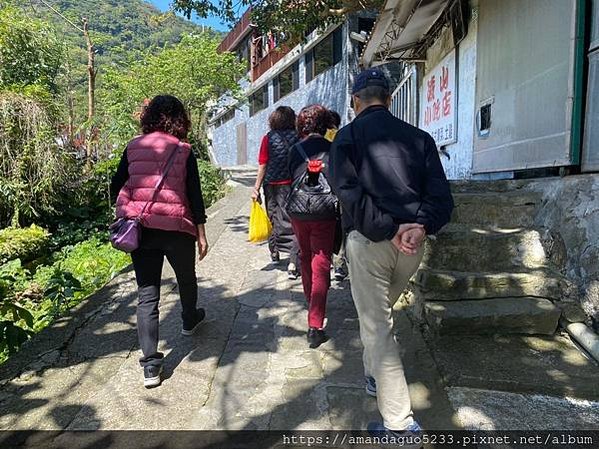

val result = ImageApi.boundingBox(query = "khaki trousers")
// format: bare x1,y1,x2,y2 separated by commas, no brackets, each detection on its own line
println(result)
345,230,424,430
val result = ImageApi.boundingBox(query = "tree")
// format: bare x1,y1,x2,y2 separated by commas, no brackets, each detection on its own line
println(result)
0,87,72,226
171,0,383,43
100,33,244,158
0,6,71,226
0,5,64,92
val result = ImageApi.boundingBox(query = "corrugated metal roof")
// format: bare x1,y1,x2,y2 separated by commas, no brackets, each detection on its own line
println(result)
361,0,449,66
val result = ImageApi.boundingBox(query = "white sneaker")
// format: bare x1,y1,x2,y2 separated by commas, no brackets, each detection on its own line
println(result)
287,263,299,280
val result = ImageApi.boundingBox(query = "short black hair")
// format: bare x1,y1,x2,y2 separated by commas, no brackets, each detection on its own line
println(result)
354,86,390,104
328,110,341,128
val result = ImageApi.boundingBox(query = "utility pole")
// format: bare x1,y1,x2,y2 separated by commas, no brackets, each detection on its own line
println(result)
37,0,97,168
83,17,96,167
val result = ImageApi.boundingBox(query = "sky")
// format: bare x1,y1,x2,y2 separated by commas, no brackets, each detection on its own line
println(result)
148,0,231,32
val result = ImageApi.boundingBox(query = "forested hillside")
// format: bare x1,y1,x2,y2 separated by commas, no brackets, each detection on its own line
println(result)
26,0,222,64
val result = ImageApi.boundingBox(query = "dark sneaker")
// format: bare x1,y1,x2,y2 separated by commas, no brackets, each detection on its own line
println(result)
143,365,163,388
334,266,348,281
271,252,280,262
367,421,423,449
365,376,377,397
307,328,329,349
181,308,206,336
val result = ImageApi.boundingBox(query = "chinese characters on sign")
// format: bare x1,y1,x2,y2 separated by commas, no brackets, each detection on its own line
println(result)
420,50,457,146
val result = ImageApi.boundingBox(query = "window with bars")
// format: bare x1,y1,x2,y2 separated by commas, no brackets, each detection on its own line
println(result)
273,61,300,103
305,27,343,83
215,109,235,128
250,85,269,117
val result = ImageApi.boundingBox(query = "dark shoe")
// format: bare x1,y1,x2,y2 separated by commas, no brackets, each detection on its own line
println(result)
307,328,329,349
367,421,423,449
143,365,163,388
365,376,377,397
334,266,348,281
271,252,280,262
181,308,206,336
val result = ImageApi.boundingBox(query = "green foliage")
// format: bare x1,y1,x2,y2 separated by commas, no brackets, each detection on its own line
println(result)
41,268,82,321
0,259,34,357
46,156,120,248
0,225,50,264
28,0,214,65
171,0,383,44
20,0,221,124
101,34,244,150
54,237,130,299
198,159,227,208
0,260,30,294
0,5,65,92
0,234,130,361
0,89,75,226
0,303,34,355
0,0,233,364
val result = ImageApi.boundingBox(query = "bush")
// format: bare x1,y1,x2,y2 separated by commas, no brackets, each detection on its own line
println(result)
0,224,50,264
55,237,130,299
0,259,30,293
198,160,227,208
0,235,131,362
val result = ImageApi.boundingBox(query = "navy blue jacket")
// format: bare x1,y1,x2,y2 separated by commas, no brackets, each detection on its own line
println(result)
329,105,453,241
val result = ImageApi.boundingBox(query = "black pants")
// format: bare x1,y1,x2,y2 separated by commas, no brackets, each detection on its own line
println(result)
264,184,299,266
131,228,198,368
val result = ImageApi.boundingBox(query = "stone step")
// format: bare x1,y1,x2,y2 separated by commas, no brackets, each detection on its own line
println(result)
450,179,533,194
424,297,560,335
451,192,541,227
423,229,548,272
415,268,564,301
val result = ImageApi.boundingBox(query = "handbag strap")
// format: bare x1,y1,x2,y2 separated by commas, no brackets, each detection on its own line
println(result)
138,142,182,218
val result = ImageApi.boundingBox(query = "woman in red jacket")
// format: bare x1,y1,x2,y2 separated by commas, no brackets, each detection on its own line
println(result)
111,95,208,388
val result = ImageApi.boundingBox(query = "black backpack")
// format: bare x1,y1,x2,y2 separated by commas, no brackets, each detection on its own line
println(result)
285,142,338,221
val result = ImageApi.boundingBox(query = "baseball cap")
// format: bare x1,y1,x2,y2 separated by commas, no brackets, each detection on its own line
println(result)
351,68,390,94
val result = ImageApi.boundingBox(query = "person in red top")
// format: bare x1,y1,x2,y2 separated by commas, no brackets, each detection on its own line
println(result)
251,106,300,278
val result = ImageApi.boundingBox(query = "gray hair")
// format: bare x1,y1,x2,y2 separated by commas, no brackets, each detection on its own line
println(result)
354,86,390,104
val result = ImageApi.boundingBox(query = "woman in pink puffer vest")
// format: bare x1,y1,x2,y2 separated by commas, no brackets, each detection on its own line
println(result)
111,95,209,388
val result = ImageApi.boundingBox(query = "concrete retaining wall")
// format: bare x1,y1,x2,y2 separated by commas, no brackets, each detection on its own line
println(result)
529,174,599,330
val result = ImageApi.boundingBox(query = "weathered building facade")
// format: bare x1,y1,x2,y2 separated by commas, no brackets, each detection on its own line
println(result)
363,0,596,180
362,0,599,328
208,13,375,167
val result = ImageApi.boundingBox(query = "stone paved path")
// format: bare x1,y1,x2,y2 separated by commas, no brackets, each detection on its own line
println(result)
0,181,459,433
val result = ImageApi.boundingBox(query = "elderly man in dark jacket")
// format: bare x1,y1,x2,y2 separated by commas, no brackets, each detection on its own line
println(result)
330,68,453,439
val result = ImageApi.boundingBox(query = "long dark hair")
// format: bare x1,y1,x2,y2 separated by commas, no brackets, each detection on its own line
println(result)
140,95,191,140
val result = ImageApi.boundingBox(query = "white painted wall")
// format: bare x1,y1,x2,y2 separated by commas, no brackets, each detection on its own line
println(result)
422,6,478,180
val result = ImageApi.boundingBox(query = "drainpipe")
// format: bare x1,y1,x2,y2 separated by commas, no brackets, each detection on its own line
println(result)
569,0,587,166
561,319,599,365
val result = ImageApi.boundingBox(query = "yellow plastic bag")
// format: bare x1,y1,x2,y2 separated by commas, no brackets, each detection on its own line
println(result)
248,200,272,243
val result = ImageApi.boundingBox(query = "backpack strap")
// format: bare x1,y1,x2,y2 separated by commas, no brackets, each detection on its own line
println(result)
293,141,310,163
